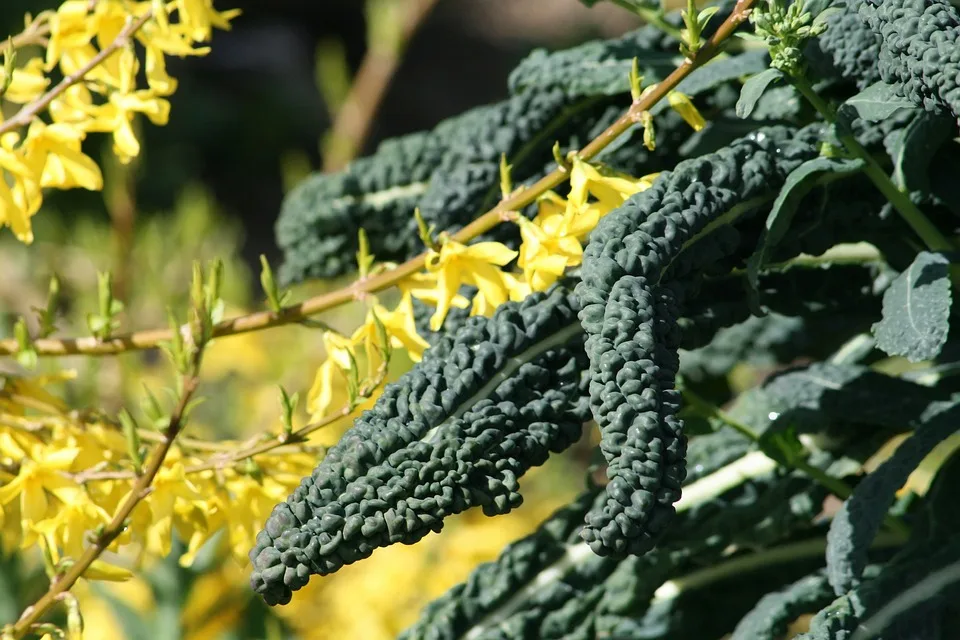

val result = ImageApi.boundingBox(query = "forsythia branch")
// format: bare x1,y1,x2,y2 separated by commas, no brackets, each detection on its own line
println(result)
4,341,205,639
0,9,153,136
322,0,440,172
0,0,756,359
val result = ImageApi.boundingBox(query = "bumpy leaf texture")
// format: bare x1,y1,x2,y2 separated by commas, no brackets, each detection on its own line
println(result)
277,9,790,285
276,131,445,282
851,0,960,123
249,287,588,605
805,3,882,90
402,427,841,640
575,124,824,556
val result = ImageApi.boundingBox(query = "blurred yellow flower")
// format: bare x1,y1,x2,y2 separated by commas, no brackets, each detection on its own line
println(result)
127,462,205,556
34,494,111,558
2,0,237,243
175,0,243,42
22,120,103,191
1,57,50,103
307,331,356,421
0,444,80,532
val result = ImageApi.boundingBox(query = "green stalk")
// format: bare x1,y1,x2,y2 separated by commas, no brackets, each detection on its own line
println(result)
792,77,954,254
680,385,911,538
653,531,905,600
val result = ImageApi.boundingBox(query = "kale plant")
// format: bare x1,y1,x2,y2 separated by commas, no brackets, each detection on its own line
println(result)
253,0,960,636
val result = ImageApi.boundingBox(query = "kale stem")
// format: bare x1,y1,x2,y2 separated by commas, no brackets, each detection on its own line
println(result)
792,77,954,254
653,531,905,599
680,383,760,441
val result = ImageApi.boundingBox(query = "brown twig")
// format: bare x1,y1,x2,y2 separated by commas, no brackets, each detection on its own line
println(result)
322,0,440,172
1,12,53,54
4,345,205,639
0,0,755,359
184,358,389,473
0,10,152,136
72,356,389,483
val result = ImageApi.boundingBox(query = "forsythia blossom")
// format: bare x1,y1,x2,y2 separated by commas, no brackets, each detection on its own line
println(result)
518,159,659,291
0,0,239,243
422,239,522,330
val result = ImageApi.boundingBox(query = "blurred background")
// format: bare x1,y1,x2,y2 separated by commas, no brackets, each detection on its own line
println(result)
0,0,640,270
0,2,640,638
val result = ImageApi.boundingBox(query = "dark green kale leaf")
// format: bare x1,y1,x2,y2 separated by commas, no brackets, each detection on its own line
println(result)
249,287,588,605
576,125,824,557
850,0,960,123
731,571,836,640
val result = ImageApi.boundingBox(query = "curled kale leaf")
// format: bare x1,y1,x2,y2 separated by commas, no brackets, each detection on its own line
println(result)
731,571,836,640
575,125,823,556
799,538,960,640
276,131,444,282
826,401,960,596
249,287,588,605
402,426,835,640
507,22,677,99
851,0,960,123
806,4,881,90
277,88,589,283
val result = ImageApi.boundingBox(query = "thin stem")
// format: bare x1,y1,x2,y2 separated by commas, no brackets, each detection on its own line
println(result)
322,0,439,171
0,10,152,136
681,384,760,441
609,0,685,41
183,358,388,474
2,14,53,53
683,384,912,538
653,531,906,600
5,345,205,638
792,77,954,254
0,0,758,360
73,354,389,483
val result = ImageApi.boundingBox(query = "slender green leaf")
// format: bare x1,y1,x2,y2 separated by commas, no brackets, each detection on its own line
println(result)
889,112,956,193
736,68,784,118
840,81,915,122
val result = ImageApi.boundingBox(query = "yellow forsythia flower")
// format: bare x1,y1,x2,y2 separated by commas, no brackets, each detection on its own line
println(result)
370,292,430,362
307,331,358,421
0,57,50,103
423,239,521,330
667,91,707,131
0,444,80,532
518,159,658,291
1,0,238,243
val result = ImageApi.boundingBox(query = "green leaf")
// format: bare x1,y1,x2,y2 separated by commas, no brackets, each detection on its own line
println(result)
872,251,952,363
746,157,865,306
889,112,956,193
736,68,784,118
826,401,960,596
731,571,834,640
840,81,915,123
662,51,770,113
